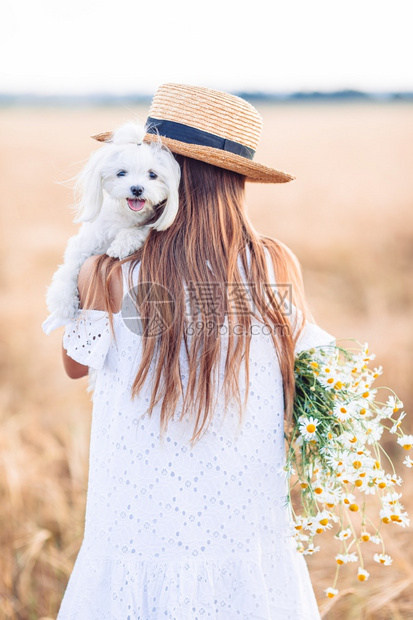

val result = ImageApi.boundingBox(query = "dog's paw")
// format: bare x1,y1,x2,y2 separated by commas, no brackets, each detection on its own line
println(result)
46,280,80,319
48,295,80,320
106,229,148,259
106,240,128,259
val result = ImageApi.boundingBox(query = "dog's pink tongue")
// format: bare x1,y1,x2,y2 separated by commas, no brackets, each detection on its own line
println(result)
127,198,145,211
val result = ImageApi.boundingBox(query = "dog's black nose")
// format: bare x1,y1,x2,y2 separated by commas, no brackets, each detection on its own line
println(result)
130,185,144,197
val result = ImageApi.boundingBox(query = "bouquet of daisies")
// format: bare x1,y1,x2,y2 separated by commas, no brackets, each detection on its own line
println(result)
286,341,411,598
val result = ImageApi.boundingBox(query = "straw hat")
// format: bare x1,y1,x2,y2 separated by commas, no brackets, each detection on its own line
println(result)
92,83,295,183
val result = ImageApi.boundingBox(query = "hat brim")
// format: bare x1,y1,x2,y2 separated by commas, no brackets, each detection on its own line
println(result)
92,131,295,184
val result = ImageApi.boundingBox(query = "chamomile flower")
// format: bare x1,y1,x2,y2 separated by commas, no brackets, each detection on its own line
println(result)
397,435,413,451
283,462,295,478
342,492,356,507
357,567,370,582
382,491,403,507
386,395,403,413
403,455,413,468
360,343,375,363
317,368,343,391
333,402,356,422
325,587,338,598
380,505,410,527
335,552,358,565
363,421,384,444
303,543,320,555
374,553,393,566
335,528,352,541
298,416,319,441
357,387,377,402
389,411,406,433
372,366,383,378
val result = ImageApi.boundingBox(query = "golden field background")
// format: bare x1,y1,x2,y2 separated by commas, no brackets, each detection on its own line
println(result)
0,102,412,619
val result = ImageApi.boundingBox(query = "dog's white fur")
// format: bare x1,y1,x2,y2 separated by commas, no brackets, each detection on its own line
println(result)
43,122,180,331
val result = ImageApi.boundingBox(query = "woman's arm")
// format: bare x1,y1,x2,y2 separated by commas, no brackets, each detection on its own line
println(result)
61,255,123,379
62,342,89,378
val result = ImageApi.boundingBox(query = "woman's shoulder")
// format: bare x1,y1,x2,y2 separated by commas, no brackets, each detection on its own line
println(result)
78,254,123,313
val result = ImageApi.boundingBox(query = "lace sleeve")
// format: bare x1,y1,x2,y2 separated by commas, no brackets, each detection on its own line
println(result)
62,310,112,370
262,246,335,353
294,321,335,354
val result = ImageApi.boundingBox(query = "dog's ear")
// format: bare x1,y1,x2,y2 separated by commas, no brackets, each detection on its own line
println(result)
152,150,181,232
74,147,106,223
112,122,146,146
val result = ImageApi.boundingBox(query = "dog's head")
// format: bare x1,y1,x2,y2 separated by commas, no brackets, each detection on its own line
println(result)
74,122,181,231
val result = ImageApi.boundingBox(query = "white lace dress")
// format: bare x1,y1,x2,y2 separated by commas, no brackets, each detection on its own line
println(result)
55,256,334,620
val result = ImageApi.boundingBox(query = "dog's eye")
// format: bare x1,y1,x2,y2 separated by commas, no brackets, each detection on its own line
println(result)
117,170,127,177
148,171,158,180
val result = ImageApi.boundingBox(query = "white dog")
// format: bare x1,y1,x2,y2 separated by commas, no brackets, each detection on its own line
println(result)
43,122,181,334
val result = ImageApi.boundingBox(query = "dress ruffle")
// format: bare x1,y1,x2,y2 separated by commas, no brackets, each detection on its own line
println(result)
57,550,318,620
61,310,113,370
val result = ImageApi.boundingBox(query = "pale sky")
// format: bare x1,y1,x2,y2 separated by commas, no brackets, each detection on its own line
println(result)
2,0,412,95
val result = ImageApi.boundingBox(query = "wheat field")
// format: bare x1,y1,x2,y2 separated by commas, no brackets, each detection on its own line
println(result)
0,102,412,619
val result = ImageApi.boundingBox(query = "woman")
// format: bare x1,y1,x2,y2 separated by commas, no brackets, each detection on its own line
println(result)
59,83,333,619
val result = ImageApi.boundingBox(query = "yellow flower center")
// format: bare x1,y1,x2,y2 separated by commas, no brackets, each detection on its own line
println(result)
358,573,367,581
362,391,370,398
327,591,336,598
306,423,316,433
378,482,387,489
355,479,363,487
336,558,344,565
353,461,362,469
319,518,329,526
327,377,334,384
403,444,412,450
361,533,370,542
349,504,359,512
314,487,323,495
359,408,367,415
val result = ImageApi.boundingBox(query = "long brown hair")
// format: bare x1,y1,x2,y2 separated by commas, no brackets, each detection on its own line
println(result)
90,155,310,445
